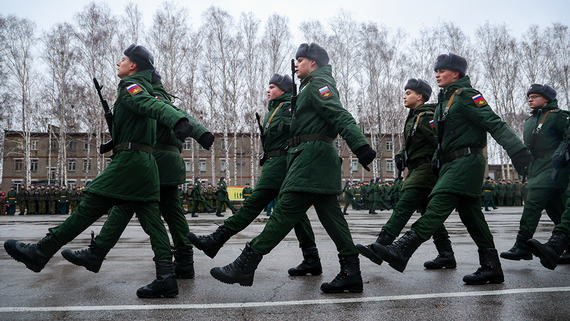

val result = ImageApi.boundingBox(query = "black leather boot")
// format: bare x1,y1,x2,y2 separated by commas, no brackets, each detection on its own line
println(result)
61,231,109,273
558,249,570,264
187,224,234,258
216,210,224,217
500,231,533,260
288,247,323,276
463,248,504,285
424,239,457,269
4,233,61,272
173,246,195,279
376,230,395,245
527,232,570,270
369,230,423,272
210,243,263,286
191,212,198,218
356,230,395,267
136,259,179,298
320,254,363,293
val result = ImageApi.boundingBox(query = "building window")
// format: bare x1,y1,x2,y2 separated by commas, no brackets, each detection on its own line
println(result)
185,160,191,172
51,139,58,150
31,139,39,150
351,159,358,172
14,159,23,171
183,139,191,150
199,159,206,172
69,140,77,151
220,159,227,172
68,159,76,172
221,139,226,151
386,139,393,152
30,159,38,172
83,158,91,172
386,159,394,172
83,140,89,150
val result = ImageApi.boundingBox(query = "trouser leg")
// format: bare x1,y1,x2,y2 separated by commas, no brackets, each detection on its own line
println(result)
132,201,172,261
293,214,317,249
160,185,191,249
456,196,495,249
223,189,279,233
520,188,564,236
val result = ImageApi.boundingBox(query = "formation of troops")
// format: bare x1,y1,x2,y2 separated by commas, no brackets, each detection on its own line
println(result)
1,184,83,215
4,41,570,299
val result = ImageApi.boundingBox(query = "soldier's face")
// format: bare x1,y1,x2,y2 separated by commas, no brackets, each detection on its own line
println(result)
117,56,136,79
435,69,459,88
295,57,317,80
267,84,284,101
404,89,422,109
528,94,547,109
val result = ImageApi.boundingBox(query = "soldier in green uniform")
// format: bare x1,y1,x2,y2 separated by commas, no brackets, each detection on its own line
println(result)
496,180,506,206
69,185,79,213
354,183,362,210
37,185,47,214
216,177,236,217
513,178,523,206
342,180,355,215
359,78,456,270
47,185,56,214
28,185,37,215
207,183,216,208
366,179,376,213
483,177,497,211
4,44,195,298
58,185,69,214
7,186,17,215
188,73,322,278
501,84,569,261
361,180,369,210
185,184,193,213
505,179,514,206
358,53,532,285
209,43,375,293
61,69,214,282
242,183,252,202
17,184,27,215
177,185,185,210
190,177,214,217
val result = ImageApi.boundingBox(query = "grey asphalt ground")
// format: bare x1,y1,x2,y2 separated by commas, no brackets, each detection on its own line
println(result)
1,205,570,320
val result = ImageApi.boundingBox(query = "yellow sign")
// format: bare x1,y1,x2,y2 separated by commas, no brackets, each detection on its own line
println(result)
228,186,244,201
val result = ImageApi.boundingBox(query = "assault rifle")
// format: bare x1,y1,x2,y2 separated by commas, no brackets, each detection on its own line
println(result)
290,59,298,113
93,78,114,154
551,138,570,182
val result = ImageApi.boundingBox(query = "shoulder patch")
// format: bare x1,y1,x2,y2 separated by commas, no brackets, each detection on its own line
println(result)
318,86,332,100
472,93,487,107
126,83,143,96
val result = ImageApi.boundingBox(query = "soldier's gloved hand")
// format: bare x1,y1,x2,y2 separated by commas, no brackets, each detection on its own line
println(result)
511,148,534,175
355,145,376,172
198,132,215,150
173,119,194,142
395,154,404,171
553,153,570,169
431,159,440,176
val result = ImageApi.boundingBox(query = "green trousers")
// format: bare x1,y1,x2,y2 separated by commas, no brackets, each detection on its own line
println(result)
38,201,46,214
382,188,450,245
93,185,192,254
249,192,357,256
223,188,316,249
191,197,210,213
28,201,36,214
217,199,237,213
553,187,570,237
48,192,172,261
19,201,26,215
411,192,495,250
519,188,565,235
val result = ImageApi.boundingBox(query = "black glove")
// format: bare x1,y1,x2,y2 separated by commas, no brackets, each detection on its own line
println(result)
355,145,376,172
395,154,404,172
511,148,533,175
198,132,215,150
553,154,567,170
99,139,115,154
173,119,194,142
431,159,440,177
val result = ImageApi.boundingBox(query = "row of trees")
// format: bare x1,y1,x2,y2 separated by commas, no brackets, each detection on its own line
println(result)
1,1,569,186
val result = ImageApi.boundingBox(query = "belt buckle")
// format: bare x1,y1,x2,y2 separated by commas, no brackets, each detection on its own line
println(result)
127,142,132,150
466,147,471,155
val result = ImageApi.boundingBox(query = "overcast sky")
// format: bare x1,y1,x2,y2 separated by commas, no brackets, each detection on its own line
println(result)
4,0,570,40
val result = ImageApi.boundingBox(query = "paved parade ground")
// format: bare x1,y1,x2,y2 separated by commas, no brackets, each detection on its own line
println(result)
2,206,570,320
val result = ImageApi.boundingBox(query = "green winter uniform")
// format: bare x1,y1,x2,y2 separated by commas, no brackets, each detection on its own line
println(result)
342,183,354,214
38,188,47,214
58,188,69,214
410,75,526,250
497,182,506,206
381,103,450,246
483,180,496,210
220,92,316,251
48,188,57,214
249,64,369,256
516,100,569,236
69,187,79,213
242,186,253,200
191,180,211,213
92,80,212,253
7,190,17,215
28,188,37,214
505,181,514,205
17,187,27,215
216,179,237,214
47,69,185,261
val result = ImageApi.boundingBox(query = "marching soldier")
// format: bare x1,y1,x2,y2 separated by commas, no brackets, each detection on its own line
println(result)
359,78,456,270
501,84,569,261
342,180,355,215
216,176,237,217
190,176,214,217
209,43,375,293
357,53,531,285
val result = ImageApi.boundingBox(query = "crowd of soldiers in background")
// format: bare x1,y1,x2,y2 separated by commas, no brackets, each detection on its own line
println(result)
342,176,527,214
176,183,247,214
0,185,84,215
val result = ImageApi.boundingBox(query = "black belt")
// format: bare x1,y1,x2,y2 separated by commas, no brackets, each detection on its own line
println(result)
154,144,181,153
113,142,153,154
441,147,483,164
531,149,555,159
266,150,288,158
288,134,334,148
407,156,431,171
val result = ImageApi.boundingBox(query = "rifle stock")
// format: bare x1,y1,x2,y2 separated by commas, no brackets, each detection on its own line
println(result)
93,78,114,154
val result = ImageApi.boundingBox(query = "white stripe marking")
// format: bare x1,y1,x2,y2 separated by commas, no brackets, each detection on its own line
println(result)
2,286,569,313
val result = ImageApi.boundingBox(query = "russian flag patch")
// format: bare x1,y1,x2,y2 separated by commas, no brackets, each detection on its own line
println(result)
127,83,142,96
319,86,332,99
472,93,487,106
429,120,434,127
